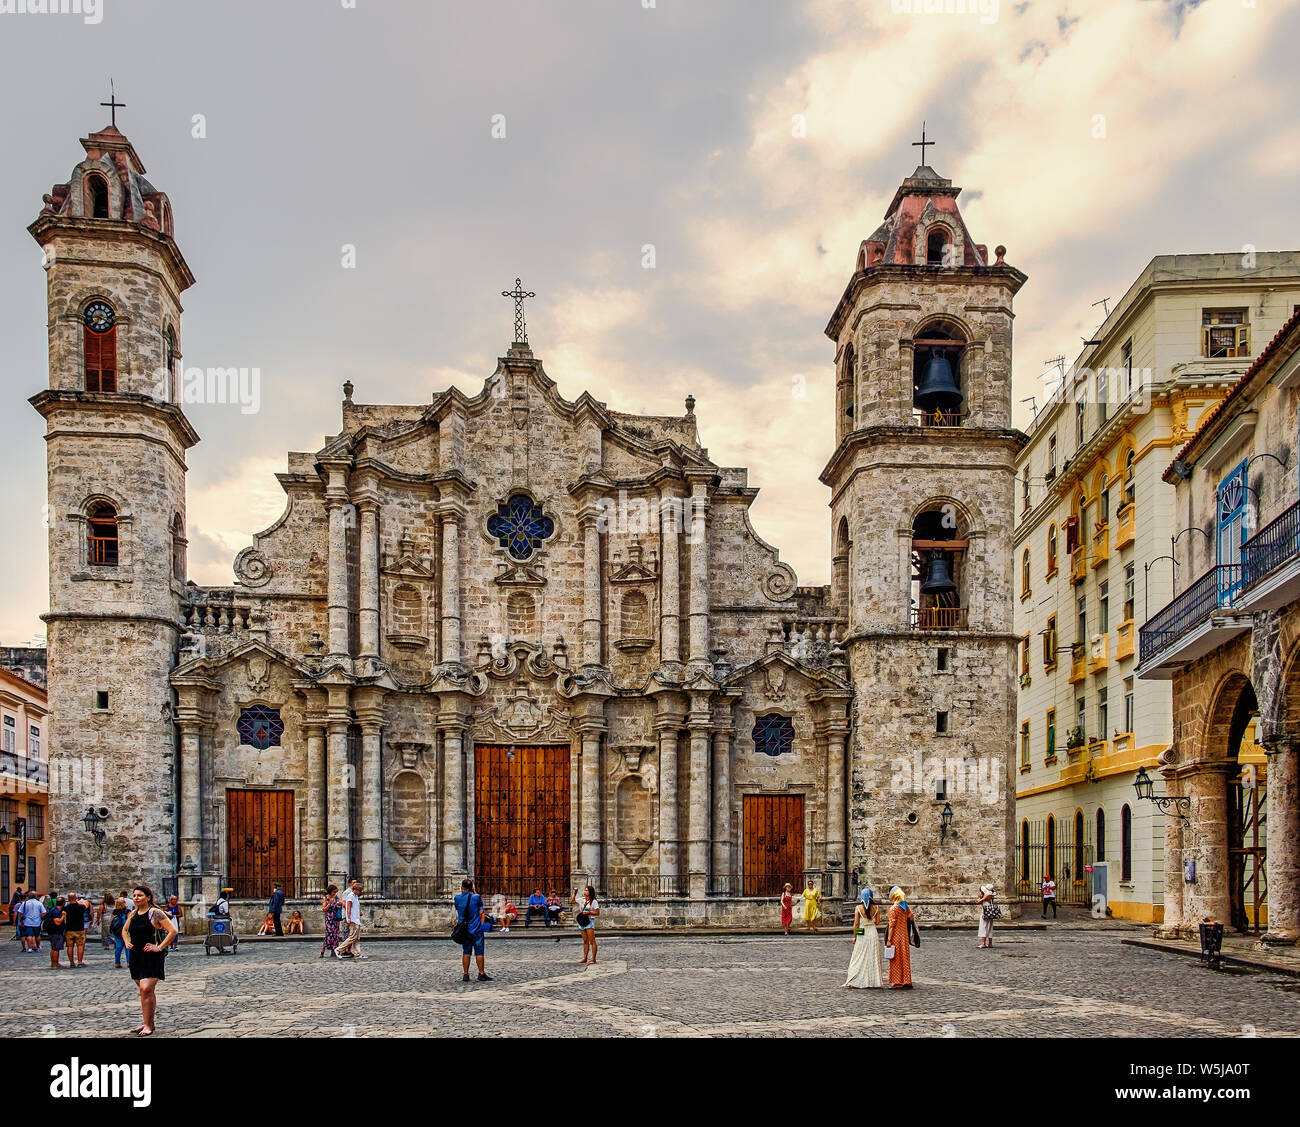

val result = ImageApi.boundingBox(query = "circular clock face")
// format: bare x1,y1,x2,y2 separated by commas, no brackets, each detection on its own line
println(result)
83,301,115,333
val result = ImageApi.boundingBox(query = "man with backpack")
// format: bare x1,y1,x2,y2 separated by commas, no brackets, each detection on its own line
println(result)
453,878,491,983
63,893,90,967
44,897,67,969
19,892,45,953
108,897,129,968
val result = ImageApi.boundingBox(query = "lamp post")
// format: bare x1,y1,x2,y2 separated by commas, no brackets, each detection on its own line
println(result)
0,824,9,846
82,807,108,850
1133,766,1190,819
940,801,954,840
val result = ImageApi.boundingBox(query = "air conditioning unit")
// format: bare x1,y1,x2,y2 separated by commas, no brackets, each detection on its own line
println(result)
1089,634,1105,660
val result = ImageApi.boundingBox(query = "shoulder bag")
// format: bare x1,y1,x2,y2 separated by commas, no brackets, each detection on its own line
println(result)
908,915,921,948
982,901,1002,921
450,895,474,945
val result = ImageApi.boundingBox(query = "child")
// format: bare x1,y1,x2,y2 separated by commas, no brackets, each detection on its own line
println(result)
286,910,304,935
256,913,276,936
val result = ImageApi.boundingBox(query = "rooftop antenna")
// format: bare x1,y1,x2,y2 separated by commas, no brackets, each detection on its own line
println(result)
1092,297,1111,319
1020,396,1039,420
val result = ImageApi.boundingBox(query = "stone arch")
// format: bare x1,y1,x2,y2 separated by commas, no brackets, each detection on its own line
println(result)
911,312,974,343
66,158,124,220
1269,634,1300,739
1203,671,1258,763
619,589,649,641
926,224,953,265
900,495,982,539
392,583,426,639
389,770,431,861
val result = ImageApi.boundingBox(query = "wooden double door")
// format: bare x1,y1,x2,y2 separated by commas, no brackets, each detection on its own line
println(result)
474,745,570,896
743,794,805,897
226,789,295,898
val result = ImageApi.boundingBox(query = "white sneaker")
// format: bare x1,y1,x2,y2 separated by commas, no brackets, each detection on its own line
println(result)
501,927,510,933
355,954,369,960
333,948,343,959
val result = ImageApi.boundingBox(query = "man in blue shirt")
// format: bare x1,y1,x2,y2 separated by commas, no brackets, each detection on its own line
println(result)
454,878,491,983
525,889,548,928
268,884,286,936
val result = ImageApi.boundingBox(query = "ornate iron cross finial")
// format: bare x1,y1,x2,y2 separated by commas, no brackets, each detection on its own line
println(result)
501,277,536,345
912,121,933,165
100,79,126,129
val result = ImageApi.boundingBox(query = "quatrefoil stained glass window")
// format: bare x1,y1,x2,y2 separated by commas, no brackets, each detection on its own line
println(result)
487,494,555,561
752,714,795,757
237,706,284,750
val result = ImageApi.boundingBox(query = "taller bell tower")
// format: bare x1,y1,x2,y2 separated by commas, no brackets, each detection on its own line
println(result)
29,120,197,891
821,159,1026,915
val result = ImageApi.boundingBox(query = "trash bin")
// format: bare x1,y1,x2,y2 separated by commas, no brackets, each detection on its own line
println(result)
1198,921,1224,970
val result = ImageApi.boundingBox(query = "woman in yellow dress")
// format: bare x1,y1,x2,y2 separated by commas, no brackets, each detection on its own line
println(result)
801,879,822,932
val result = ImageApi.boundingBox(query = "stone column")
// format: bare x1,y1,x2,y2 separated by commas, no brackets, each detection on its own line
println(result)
325,470,351,658
687,714,711,898
442,720,466,878
1183,763,1233,926
358,498,380,658
326,717,351,877
582,515,602,667
660,492,681,664
826,728,847,897
578,723,604,877
1154,769,1185,938
176,718,204,872
711,726,732,887
440,514,461,664
358,710,384,881
687,482,709,664
1263,739,1300,944
304,720,328,882
657,722,679,891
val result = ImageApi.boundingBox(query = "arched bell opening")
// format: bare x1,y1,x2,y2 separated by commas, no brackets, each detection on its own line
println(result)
912,321,965,427
910,506,968,630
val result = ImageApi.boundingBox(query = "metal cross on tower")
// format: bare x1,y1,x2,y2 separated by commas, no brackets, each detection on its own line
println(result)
501,277,536,345
912,122,934,165
100,79,126,128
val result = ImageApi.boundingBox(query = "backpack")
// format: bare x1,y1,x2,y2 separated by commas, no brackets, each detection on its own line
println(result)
109,910,126,937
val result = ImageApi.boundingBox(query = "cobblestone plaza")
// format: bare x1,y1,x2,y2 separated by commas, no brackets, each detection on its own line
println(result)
2,928,1296,1039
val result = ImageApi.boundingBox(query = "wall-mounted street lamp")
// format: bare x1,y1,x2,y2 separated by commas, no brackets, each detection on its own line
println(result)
1133,766,1190,820
940,801,954,839
1143,555,1179,621
0,824,10,845
83,806,109,850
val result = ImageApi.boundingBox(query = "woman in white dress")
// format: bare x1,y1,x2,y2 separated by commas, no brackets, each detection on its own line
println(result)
842,888,884,989
977,883,996,948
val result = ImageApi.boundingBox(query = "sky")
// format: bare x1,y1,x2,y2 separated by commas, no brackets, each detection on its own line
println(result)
1,0,1298,644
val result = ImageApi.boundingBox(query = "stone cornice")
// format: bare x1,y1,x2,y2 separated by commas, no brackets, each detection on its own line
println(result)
28,213,196,293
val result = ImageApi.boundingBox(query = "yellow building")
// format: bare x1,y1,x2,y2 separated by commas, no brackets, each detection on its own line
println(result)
1013,252,1300,923
0,664,49,908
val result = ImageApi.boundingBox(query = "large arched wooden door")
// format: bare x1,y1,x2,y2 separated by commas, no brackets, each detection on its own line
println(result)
226,789,295,898
742,794,804,896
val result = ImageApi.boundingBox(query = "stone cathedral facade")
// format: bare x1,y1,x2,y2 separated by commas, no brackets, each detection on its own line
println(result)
33,123,1021,924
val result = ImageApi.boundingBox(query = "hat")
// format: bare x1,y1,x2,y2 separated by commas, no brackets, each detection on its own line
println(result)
220,887,234,894
980,883,994,896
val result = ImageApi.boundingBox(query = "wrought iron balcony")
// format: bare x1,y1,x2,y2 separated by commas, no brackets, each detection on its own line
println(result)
1238,500,1300,611
1115,502,1136,550
0,752,48,789
1137,564,1249,679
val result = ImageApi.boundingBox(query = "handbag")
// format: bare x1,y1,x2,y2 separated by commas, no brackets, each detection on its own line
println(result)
982,901,1002,921
908,916,921,948
449,894,475,945
883,945,895,960
576,910,591,927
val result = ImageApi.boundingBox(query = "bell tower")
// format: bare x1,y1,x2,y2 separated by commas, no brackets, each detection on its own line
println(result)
29,117,197,891
821,155,1027,916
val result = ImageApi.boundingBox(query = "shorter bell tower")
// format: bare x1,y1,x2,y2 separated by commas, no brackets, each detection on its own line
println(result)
822,152,1027,916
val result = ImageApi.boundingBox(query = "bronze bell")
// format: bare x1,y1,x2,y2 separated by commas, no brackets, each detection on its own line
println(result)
920,551,957,595
915,352,962,411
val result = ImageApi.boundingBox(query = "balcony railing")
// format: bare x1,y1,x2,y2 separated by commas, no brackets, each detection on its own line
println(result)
1069,645,1086,683
1139,564,1241,665
1070,547,1088,584
1242,500,1300,591
0,752,48,788
1091,525,1110,568
1115,619,1135,660
1115,502,1136,550
915,407,965,428
910,606,969,631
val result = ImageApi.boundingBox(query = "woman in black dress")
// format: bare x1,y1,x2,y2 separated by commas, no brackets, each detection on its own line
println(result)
122,885,178,1036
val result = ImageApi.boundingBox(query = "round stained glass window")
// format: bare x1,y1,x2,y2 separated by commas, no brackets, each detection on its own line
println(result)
486,494,555,561
84,301,115,333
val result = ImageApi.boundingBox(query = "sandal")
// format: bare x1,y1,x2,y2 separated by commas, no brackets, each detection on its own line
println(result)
129,1025,146,1034
137,1028,153,1037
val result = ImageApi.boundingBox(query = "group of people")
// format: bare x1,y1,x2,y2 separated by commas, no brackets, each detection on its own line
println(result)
8,886,184,972
841,887,919,989
450,881,600,981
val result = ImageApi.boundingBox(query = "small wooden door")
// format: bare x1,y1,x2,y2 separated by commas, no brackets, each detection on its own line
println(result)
743,794,804,897
474,746,570,897
226,789,295,898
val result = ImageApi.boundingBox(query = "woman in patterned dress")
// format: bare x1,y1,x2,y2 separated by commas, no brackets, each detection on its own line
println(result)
320,883,342,958
886,886,914,989
779,884,794,935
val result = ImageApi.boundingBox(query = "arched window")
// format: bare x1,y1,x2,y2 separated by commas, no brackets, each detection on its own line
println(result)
85,173,109,219
1022,549,1031,596
83,301,117,392
87,501,118,566
620,590,649,641
1045,814,1057,881
752,714,794,757
838,343,856,431
927,227,950,266
1120,804,1132,881
506,590,536,639
912,320,965,426
1020,819,1031,883
1047,523,1058,573
1124,450,1136,505
1096,807,1106,862
171,514,186,582
911,505,966,630
1074,810,1085,878
165,325,179,403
